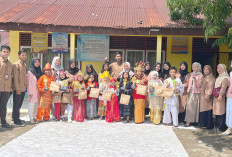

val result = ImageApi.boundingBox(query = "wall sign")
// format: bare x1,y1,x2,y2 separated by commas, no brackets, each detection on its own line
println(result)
52,32,68,53
171,37,188,54
31,33,48,53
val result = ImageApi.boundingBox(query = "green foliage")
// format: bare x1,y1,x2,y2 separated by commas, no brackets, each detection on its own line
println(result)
167,0,232,49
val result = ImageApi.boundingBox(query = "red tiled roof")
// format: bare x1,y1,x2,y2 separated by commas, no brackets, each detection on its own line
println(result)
0,0,199,29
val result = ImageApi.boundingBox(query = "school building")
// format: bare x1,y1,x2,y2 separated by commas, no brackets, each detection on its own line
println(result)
0,0,231,74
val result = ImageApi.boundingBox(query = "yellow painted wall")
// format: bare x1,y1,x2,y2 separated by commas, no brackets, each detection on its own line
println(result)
9,31,20,63
166,36,193,72
81,61,104,74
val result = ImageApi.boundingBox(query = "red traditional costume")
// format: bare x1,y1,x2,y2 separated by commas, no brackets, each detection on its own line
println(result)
37,63,54,121
106,78,120,122
72,72,86,122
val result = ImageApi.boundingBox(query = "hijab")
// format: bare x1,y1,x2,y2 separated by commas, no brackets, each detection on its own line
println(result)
144,62,151,75
67,59,79,75
179,61,189,82
121,62,134,79
215,64,229,88
51,56,63,71
150,71,159,82
84,64,98,82
28,57,43,80
162,62,171,79
192,62,202,75
154,62,162,78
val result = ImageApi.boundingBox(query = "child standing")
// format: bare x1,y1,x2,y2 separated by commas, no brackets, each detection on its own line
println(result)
148,71,164,124
119,72,133,123
98,71,111,120
106,78,120,122
163,67,184,127
71,72,86,122
27,58,43,124
86,73,98,120
37,63,55,122
54,71,68,121
132,61,147,124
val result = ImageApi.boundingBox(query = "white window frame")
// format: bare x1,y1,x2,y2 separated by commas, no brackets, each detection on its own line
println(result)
126,50,145,62
109,49,125,62
146,50,166,63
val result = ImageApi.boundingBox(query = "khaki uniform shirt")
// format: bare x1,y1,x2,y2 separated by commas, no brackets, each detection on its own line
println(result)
109,62,123,79
12,60,28,92
0,57,13,92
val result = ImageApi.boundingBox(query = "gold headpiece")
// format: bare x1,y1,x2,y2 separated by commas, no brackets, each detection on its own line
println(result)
100,71,112,79
134,61,145,71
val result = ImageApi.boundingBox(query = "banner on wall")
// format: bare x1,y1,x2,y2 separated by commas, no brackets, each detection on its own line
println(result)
52,32,68,53
77,34,109,61
31,33,48,53
171,37,188,54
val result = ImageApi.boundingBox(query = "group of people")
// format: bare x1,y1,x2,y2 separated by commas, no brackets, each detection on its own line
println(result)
0,45,232,136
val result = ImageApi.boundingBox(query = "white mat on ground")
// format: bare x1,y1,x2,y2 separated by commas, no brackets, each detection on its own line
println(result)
0,120,189,157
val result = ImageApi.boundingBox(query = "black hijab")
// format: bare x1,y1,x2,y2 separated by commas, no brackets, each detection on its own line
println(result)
84,64,98,82
28,58,43,80
154,62,162,77
162,62,171,79
179,61,189,82
67,59,79,75
144,62,151,75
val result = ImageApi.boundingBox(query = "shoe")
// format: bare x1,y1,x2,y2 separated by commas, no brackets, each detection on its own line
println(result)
61,117,65,121
123,120,129,123
68,117,72,123
14,122,26,127
2,123,13,128
222,128,231,136
30,120,36,124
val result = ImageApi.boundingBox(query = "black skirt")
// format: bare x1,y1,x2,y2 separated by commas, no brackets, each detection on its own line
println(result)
199,109,213,129
215,113,227,132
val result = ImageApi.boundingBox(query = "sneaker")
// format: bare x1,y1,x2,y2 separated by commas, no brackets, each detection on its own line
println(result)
2,123,13,128
14,122,26,127
68,117,72,123
222,128,231,136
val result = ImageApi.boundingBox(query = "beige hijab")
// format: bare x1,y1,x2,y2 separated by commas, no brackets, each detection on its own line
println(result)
215,64,229,88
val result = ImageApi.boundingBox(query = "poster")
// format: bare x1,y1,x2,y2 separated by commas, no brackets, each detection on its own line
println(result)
171,37,188,54
77,34,109,61
52,32,68,53
31,33,48,53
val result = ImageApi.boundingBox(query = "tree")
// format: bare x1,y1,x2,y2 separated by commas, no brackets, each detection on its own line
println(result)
167,0,232,49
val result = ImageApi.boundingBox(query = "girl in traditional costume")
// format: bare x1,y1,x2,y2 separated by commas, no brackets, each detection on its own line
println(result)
71,72,86,122
37,63,55,122
106,78,121,122
98,71,111,120
86,73,98,120
147,71,164,124
132,61,147,124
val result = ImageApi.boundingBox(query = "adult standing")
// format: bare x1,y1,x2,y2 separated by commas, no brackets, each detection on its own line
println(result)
176,61,190,124
104,52,123,80
213,64,229,132
84,64,98,82
119,62,134,80
99,62,111,83
27,58,43,124
199,65,215,129
161,62,171,80
12,50,28,126
0,45,13,128
185,62,203,127
154,62,162,79
51,56,64,81
144,62,151,116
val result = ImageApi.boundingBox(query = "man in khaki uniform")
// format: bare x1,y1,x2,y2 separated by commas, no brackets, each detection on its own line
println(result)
0,45,13,128
12,50,28,126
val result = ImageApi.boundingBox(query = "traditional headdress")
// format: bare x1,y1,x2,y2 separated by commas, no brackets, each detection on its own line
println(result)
43,63,52,71
134,61,145,71
100,71,112,79
77,71,85,77
110,78,116,83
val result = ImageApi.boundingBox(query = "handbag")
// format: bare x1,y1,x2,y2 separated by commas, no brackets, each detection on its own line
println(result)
49,81,60,92
62,93,72,103
213,87,221,98
89,88,100,98
102,90,112,101
120,94,131,105
52,93,62,103
78,90,87,100
162,88,174,98
136,85,147,96
154,86,164,96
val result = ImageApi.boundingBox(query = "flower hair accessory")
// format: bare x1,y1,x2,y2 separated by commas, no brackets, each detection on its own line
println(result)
134,61,145,71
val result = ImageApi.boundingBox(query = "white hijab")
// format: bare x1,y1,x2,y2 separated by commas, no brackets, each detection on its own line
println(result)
150,71,159,82
192,62,202,74
51,56,64,71
215,64,229,88
123,62,131,72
